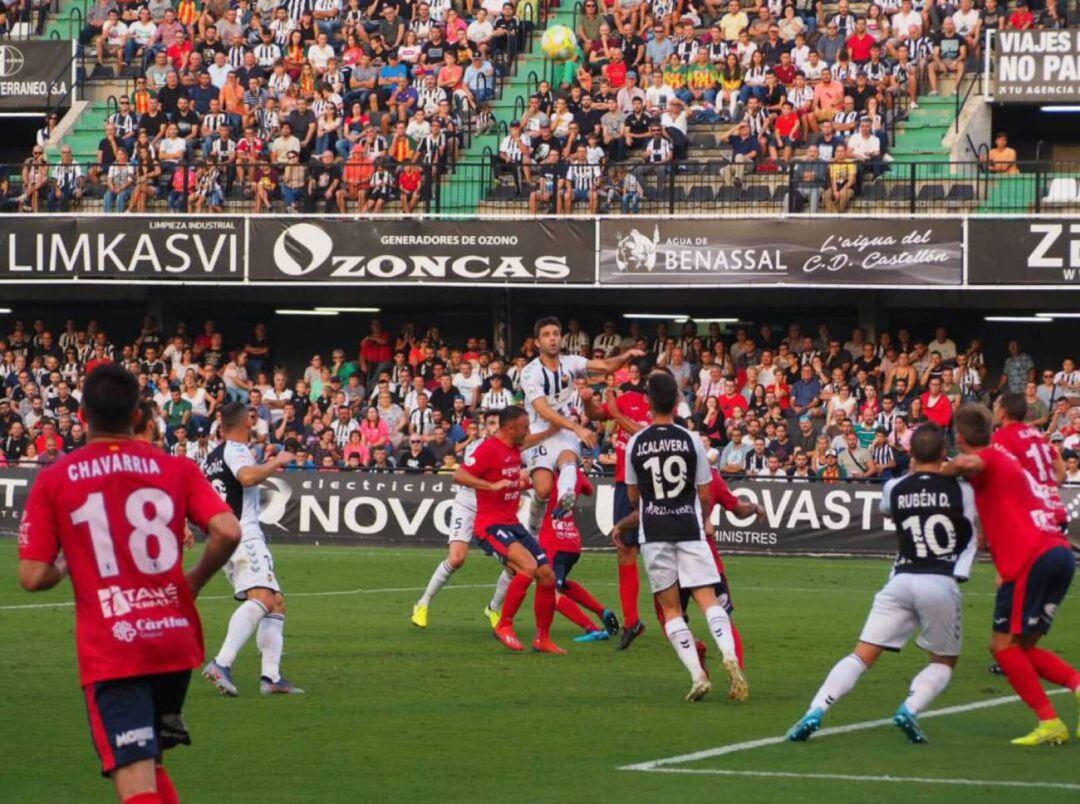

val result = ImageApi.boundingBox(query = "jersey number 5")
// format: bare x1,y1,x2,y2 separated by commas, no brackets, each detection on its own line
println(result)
70,489,179,578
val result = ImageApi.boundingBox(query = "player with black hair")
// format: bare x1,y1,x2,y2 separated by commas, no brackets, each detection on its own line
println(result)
19,364,241,804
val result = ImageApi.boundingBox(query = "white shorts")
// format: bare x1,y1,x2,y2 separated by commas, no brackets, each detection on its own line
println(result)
641,540,721,595
447,500,476,545
525,428,582,474
859,573,963,657
225,538,282,601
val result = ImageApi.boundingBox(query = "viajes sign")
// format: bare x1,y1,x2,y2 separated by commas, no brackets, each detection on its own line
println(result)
248,218,594,283
993,29,1080,101
968,218,1080,284
0,42,75,111
0,217,243,280
597,219,963,285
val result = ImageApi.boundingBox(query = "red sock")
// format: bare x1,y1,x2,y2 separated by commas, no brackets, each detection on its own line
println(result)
563,580,605,616
534,581,556,639
1025,647,1080,690
154,767,180,804
497,573,532,629
619,563,640,627
556,594,597,632
653,595,665,630
732,621,745,669
122,794,163,804
995,646,1058,720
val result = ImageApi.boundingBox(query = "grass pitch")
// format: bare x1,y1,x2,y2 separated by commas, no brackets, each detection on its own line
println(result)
2,545,1080,803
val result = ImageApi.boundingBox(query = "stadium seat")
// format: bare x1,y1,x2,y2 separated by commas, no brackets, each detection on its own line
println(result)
744,185,772,203
917,184,946,202
1044,178,1079,204
946,184,976,202
888,184,914,202
861,182,889,201
715,186,742,204
688,185,716,204
691,134,716,150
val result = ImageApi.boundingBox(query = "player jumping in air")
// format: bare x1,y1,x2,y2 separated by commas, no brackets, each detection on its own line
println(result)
787,423,978,743
202,402,304,696
19,364,242,804
412,411,558,630
454,405,564,654
625,371,748,702
944,404,1080,746
537,467,620,642
521,316,642,535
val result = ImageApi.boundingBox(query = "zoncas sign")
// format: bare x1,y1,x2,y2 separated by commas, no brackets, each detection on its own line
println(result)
0,217,242,280
249,218,594,283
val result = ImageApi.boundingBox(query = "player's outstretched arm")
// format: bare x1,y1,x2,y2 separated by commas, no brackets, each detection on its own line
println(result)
940,454,983,478
18,556,68,592
235,450,294,487
522,425,561,450
185,512,242,597
586,348,645,376
531,396,596,448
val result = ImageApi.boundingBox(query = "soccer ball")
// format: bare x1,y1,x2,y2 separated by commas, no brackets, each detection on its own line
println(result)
541,25,577,62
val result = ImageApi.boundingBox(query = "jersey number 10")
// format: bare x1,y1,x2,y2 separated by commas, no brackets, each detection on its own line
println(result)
900,513,957,559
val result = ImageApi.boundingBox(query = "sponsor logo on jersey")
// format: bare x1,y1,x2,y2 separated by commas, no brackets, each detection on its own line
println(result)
98,584,181,618
114,726,155,748
111,621,138,643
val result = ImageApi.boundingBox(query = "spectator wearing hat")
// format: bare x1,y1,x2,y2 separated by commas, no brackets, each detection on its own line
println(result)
817,448,846,482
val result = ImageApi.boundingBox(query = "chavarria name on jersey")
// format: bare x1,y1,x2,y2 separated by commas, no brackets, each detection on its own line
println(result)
881,470,977,579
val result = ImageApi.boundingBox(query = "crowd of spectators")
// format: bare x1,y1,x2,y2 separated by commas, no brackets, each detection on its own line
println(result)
11,0,1068,213
495,0,1061,213
1,314,1078,485
18,0,538,212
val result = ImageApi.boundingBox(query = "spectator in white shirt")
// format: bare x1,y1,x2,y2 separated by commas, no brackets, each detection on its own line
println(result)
452,361,482,409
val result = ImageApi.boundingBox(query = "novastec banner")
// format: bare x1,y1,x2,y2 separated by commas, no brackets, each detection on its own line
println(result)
968,218,1080,284
598,218,963,285
0,42,75,111
994,30,1080,101
0,217,243,281
248,218,594,283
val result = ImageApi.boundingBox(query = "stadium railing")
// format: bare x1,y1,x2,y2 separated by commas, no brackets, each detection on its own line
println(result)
4,159,1079,216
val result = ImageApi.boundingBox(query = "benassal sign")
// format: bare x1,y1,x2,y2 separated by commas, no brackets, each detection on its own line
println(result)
0,218,241,279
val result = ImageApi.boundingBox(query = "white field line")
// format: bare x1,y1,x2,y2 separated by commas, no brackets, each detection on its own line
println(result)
620,689,1070,776
630,768,1080,791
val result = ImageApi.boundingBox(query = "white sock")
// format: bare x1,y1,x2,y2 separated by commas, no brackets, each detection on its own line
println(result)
905,663,952,715
419,560,455,606
489,569,513,612
704,604,737,664
527,494,548,534
215,599,267,668
556,463,577,503
809,654,868,713
664,616,704,680
257,613,285,682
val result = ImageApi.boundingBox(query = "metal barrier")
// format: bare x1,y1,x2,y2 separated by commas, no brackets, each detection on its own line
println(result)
4,159,1077,216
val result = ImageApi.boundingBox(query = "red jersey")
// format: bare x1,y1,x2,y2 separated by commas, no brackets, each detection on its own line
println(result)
967,444,1069,581
539,471,593,556
992,422,1067,528
707,471,743,574
718,393,748,419
18,439,230,686
921,391,953,428
463,435,524,535
605,390,651,483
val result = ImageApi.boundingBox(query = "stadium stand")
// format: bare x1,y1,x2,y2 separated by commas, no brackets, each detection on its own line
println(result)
7,0,1080,215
